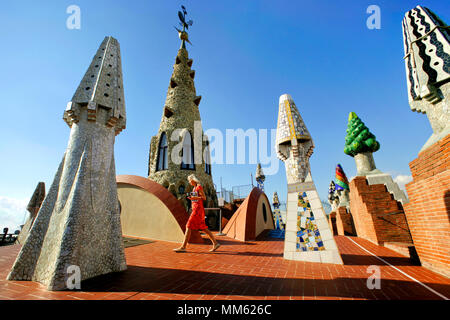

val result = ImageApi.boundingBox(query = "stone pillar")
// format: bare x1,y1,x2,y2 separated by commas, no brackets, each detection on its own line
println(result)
354,152,380,176
7,36,127,290
336,189,350,208
276,94,343,264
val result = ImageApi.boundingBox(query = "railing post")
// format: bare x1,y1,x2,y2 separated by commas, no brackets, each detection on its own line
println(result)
2,228,8,244
217,208,226,236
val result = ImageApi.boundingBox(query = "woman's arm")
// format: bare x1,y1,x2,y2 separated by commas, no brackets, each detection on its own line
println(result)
198,186,207,201
188,186,206,201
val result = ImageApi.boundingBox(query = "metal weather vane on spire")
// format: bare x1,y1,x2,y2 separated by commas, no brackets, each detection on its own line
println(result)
174,5,193,48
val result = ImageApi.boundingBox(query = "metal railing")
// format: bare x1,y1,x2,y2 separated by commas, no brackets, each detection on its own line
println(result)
1,229,18,246
216,189,234,203
215,183,254,204
232,184,253,200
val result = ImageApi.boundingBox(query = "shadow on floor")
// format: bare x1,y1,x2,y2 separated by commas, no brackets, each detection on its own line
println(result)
341,254,418,266
123,237,154,248
202,238,257,246
79,265,450,299
194,251,283,258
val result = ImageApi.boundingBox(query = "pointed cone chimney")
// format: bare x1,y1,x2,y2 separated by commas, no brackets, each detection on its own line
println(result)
64,36,126,135
276,94,314,161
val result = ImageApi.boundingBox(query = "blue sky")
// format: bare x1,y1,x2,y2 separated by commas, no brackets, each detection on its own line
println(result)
0,1,448,230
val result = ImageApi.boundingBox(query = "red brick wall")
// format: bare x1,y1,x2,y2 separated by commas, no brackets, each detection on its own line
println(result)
328,211,338,235
404,134,450,278
349,176,412,245
335,207,356,236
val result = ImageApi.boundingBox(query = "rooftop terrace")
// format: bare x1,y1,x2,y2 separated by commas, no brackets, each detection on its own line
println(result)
0,233,449,300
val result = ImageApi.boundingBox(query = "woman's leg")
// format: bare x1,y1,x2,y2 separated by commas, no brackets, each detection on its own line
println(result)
175,228,191,250
181,228,192,248
203,229,219,249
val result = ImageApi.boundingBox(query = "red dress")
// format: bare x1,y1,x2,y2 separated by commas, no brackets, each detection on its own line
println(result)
186,185,208,230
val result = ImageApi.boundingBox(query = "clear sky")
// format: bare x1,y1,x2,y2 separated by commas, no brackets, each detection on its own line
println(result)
1,0,448,231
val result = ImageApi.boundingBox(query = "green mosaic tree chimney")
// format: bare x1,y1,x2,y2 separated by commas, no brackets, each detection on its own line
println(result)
344,112,380,157
344,112,381,176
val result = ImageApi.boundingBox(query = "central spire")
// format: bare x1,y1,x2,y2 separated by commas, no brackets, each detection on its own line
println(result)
148,6,217,211
174,5,193,49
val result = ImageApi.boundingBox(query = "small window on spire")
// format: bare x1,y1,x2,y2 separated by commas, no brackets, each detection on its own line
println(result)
164,107,174,118
156,133,168,171
205,142,212,175
181,131,195,170
193,96,201,106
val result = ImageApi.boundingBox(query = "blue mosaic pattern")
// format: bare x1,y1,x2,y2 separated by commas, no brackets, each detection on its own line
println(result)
267,229,285,239
272,206,285,231
296,192,324,252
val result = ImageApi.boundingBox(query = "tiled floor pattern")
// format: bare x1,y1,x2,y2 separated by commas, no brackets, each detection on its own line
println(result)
0,234,449,300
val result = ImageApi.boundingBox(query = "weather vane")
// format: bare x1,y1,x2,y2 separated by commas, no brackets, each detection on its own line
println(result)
175,5,193,48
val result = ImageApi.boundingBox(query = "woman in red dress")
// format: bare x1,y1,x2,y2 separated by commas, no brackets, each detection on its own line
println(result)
174,174,220,252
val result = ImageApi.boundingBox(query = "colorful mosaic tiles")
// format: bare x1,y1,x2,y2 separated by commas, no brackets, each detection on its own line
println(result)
272,192,285,232
273,208,284,230
296,192,325,252
335,164,349,191
276,98,311,145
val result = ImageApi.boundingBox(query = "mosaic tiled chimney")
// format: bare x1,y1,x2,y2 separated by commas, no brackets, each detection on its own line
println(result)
148,22,216,210
335,164,350,209
276,94,343,264
345,113,411,245
272,191,285,231
7,36,127,290
402,6,449,151
255,163,265,191
402,6,450,278
334,164,356,236
16,182,45,245
327,181,338,212
344,112,408,204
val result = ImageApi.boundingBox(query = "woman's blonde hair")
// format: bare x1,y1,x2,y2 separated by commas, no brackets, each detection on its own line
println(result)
187,174,201,184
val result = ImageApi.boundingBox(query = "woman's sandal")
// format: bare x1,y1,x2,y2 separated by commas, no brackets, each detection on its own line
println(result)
209,243,221,252
173,247,186,253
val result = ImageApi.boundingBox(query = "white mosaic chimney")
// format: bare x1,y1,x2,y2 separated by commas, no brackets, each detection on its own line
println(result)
7,36,127,290
276,94,343,264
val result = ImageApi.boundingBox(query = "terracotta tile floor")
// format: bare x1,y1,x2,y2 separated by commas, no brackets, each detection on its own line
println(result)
0,234,449,300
